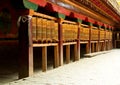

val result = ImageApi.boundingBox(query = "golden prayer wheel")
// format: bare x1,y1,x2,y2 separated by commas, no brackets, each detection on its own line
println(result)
36,17,42,42
32,17,37,42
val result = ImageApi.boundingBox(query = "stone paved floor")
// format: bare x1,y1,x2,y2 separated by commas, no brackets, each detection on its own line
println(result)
3,49,120,85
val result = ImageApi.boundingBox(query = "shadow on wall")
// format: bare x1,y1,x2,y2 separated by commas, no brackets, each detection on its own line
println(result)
0,46,19,84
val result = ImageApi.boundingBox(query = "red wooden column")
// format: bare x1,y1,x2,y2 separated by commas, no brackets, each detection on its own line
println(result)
56,13,65,66
97,26,100,52
75,20,81,60
88,23,92,53
86,23,92,54
108,28,110,50
110,29,113,49
114,32,117,48
18,15,33,79
76,23,80,60
58,18,64,66
104,27,106,51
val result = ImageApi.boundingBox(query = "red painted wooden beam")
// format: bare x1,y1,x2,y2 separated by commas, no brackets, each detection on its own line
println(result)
28,0,111,27
29,0,88,22
29,0,46,7
90,0,120,22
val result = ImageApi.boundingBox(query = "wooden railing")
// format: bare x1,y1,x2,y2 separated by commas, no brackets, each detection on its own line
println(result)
31,13,113,43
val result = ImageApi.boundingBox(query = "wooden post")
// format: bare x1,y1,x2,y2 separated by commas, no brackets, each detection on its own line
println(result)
96,43,98,52
109,40,112,50
54,45,59,67
58,18,63,66
97,26,100,52
88,23,92,53
107,41,108,50
86,23,92,54
115,40,117,48
91,43,94,53
66,45,70,64
86,43,89,54
108,28,110,50
19,15,33,79
106,41,108,50
117,33,119,40
108,41,109,50
42,46,47,72
76,22,81,60
102,42,104,51
113,32,116,48
111,29,113,49
74,44,78,61
99,42,101,51
109,41,111,50
104,28,106,51
56,13,65,66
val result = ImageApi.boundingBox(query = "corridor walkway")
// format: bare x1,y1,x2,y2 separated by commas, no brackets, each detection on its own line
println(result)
5,49,120,85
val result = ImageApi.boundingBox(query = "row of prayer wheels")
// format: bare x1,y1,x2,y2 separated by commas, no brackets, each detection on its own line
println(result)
32,16,112,43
